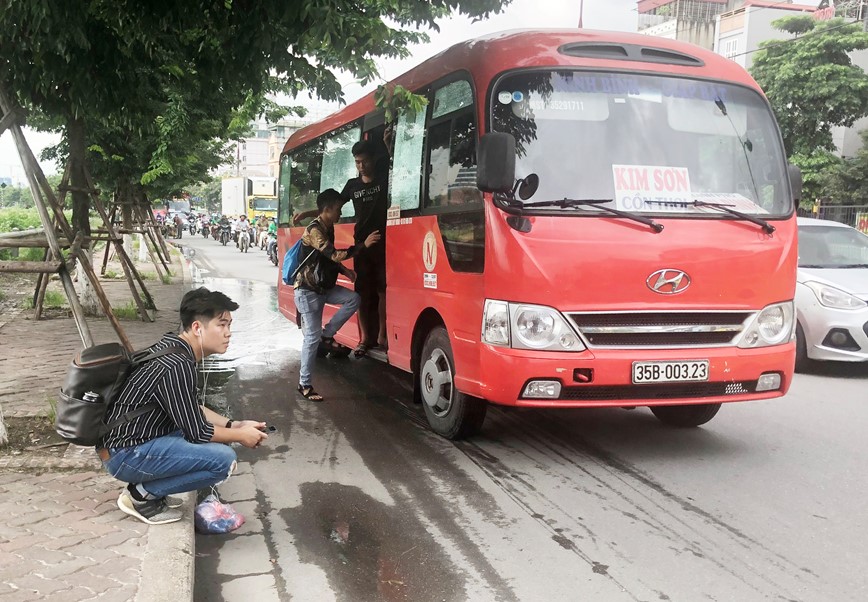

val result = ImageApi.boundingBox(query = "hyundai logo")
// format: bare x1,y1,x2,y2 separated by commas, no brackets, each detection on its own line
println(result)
647,269,691,294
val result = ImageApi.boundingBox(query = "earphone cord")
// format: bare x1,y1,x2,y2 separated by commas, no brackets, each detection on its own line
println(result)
199,335,209,403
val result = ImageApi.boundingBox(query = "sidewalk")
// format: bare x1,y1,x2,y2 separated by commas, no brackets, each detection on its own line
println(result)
0,243,196,602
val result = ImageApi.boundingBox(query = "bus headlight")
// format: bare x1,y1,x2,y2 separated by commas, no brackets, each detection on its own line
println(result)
738,301,795,348
482,300,584,352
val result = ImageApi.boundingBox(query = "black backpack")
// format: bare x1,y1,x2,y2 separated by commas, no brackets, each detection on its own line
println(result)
55,342,186,446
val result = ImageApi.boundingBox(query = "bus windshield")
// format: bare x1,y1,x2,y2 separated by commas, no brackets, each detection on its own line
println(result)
251,197,278,212
491,70,791,217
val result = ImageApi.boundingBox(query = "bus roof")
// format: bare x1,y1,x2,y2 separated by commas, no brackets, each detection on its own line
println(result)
283,28,760,153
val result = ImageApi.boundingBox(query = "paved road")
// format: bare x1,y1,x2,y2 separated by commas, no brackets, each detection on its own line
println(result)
181,235,868,601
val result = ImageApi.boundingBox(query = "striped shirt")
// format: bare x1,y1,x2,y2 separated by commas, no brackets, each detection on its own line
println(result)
99,333,215,449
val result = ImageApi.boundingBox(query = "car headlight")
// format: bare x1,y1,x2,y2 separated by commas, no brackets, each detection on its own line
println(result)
804,281,868,310
738,301,795,348
482,300,584,352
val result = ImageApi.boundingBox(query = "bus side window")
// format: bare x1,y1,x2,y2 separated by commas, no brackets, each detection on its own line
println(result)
278,154,292,226
424,77,484,273
391,108,427,211
289,142,323,223
320,125,361,219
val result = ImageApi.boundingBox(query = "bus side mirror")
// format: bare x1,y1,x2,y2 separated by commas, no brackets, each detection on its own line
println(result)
788,163,802,206
477,133,516,193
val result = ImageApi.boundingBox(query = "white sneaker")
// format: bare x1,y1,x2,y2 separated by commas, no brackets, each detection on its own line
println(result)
117,491,183,525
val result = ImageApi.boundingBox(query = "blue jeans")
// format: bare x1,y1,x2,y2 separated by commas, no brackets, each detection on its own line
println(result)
102,431,237,498
295,285,360,387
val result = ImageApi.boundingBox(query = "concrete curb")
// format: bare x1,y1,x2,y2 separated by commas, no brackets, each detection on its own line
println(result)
138,491,196,602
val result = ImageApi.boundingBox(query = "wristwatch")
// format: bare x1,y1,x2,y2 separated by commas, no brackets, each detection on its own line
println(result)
225,419,233,429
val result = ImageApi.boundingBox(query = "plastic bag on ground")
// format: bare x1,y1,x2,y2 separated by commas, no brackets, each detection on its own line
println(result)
194,494,245,534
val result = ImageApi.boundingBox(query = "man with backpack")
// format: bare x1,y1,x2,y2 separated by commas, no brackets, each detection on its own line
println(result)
97,287,269,525
293,189,380,401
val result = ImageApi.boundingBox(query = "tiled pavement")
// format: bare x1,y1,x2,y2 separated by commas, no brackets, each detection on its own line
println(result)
0,246,195,602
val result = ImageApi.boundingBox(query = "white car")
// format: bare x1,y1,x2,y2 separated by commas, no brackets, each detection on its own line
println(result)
795,217,868,370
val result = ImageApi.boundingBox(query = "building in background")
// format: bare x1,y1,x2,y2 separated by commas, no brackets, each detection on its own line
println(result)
713,0,868,158
637,0,733,49
715,0,817,70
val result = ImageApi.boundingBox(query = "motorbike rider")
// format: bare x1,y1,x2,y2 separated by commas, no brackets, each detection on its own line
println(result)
266,218,278,263
218,215,231,244
236,214,251,249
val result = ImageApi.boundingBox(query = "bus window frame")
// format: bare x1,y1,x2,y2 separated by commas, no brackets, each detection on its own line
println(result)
421,71,483,217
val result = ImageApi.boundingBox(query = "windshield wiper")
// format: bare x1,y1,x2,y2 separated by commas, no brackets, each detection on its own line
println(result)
645,199,775,234
520,198,664,233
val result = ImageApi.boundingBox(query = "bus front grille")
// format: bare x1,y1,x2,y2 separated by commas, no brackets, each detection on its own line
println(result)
567,311,752,348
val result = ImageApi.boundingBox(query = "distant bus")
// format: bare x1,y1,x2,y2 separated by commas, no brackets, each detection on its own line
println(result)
165,199,191,214
277,29,800,439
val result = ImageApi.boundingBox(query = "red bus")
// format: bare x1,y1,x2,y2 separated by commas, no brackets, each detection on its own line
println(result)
277,30,800,439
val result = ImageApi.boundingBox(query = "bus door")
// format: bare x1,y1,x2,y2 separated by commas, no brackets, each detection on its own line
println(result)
385,76,486,377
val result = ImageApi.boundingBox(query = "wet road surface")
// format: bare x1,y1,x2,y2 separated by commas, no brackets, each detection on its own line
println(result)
180,236,868,601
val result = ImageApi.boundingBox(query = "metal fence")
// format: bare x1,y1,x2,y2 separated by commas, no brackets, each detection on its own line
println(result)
801,204,868,234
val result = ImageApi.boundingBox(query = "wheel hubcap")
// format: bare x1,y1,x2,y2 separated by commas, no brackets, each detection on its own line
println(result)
420,348,453,417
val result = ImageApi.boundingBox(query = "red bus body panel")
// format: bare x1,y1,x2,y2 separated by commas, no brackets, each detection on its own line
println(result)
277,30,796,409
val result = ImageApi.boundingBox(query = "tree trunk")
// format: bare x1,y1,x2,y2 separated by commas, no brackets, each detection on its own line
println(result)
137,233,148,262
0,403,7,446
67,116,99,313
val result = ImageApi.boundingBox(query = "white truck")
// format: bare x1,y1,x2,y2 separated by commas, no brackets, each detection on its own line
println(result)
221,177,246,217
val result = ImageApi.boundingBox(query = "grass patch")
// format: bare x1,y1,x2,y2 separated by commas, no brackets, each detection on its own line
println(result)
21,290,66,309
161,272,173,284
104,269,120,279
0,290,5,302
113,301,141,320
140,271,157,280
46,397,57,424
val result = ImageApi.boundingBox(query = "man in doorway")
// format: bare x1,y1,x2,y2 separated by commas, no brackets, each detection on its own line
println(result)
293,189,380,401
293,138,390,357
98,287,269,525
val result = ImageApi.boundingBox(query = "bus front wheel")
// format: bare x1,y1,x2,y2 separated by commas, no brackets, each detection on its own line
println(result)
419,327,486,440
650,403,721,427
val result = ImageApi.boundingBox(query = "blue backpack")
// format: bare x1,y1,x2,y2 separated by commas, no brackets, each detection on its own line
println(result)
281,234,317,285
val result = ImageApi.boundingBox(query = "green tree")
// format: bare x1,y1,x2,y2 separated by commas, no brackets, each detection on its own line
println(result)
751,16,868,201
1,1,510,227
186,179,222,214
820,129,868,203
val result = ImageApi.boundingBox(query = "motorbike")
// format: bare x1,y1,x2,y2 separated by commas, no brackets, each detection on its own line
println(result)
238,228,250,253
266,233,278,266
201,222,209,238
189,221,197,236
219,224,230,246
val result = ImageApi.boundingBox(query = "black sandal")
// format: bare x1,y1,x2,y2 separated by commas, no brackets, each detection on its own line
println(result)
353,342,375,358
320,336,348,353
297,385,324,402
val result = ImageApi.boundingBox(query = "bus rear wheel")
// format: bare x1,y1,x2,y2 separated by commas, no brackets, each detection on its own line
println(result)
419,327,486,440
650,403,721,427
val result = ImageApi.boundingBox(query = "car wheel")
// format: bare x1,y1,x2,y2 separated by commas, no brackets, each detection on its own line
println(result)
418,327,486,439
650,403,721,427
795,322,811,373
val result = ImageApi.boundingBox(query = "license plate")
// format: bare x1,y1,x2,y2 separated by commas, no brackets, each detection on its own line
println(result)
632,360,709,384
